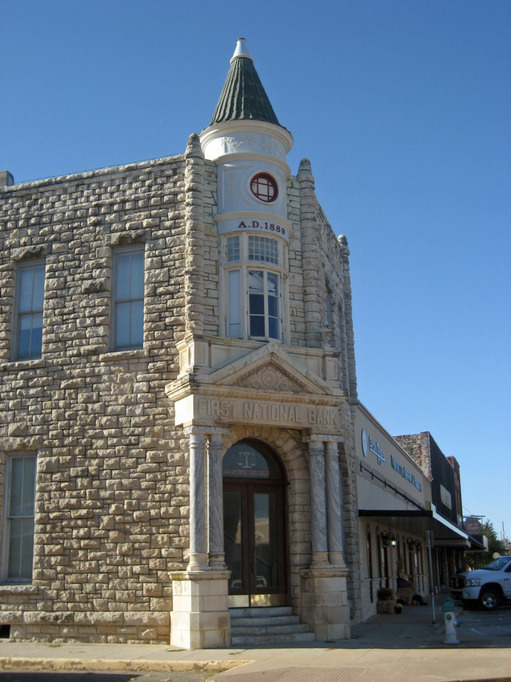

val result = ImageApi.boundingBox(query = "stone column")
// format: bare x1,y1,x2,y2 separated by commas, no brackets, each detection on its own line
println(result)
187,428,207,570
300,434,350,640
308,439,329,567
325,440,345,568
171,427,230,648
207,432,226,568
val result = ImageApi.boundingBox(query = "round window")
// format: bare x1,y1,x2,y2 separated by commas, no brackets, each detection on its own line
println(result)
250,172,278,203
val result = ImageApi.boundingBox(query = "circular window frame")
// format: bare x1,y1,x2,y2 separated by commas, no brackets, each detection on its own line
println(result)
250,172,279,204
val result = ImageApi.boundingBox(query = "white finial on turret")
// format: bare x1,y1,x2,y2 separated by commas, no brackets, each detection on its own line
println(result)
231,37,253,62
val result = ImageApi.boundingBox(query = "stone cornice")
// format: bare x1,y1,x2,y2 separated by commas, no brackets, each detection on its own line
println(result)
200,120,293,155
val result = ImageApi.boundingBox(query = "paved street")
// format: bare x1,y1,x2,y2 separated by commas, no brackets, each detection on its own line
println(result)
458,604,511,644
0,673,208,682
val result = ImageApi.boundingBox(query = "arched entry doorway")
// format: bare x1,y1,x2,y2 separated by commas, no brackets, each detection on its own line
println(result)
223,441,288,608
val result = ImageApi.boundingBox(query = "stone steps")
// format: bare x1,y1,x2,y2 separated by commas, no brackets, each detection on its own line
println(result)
230,606,315,646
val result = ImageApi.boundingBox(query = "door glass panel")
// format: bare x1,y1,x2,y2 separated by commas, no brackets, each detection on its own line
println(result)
223,491,244,591
254,493,278,589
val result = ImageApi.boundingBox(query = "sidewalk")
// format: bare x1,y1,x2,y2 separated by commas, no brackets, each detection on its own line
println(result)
0,604,510,681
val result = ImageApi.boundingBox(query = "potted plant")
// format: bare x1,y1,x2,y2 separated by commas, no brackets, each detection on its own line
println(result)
377,587,396,614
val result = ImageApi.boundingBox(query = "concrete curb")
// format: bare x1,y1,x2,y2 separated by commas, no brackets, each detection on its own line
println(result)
0,657,250,673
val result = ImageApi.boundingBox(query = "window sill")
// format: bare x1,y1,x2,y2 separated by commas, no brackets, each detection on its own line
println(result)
99,348,148,363
0,358,46,371
0,583,37,594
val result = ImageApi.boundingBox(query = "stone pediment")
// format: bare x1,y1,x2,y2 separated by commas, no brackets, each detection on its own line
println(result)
237,363,304,393
206,343,332,396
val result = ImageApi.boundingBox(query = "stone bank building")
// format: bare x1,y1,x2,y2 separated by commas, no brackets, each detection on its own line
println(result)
0,39,446,647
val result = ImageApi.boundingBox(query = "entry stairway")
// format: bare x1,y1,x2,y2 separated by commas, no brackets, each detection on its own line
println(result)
230,606,315,645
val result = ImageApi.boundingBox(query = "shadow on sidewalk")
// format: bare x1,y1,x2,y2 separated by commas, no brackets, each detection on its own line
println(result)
235,604,511,650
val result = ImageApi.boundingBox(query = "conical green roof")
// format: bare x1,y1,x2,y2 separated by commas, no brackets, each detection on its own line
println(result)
209,39,281,126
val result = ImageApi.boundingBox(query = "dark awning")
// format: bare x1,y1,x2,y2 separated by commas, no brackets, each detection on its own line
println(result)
359,505,470,548
465,532,488,551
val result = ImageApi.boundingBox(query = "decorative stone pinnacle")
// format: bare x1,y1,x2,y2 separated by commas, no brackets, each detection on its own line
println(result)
298,158,313,176
185,133,204,158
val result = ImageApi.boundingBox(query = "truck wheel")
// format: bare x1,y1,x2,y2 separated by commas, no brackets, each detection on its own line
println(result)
479,588,500,611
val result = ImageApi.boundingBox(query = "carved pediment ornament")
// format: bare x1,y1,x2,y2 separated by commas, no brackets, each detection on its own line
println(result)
237,364,303,393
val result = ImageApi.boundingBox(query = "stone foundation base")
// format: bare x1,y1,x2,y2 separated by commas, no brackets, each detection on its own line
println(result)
170,569,231,649
300,566,350,640
0,611,169,643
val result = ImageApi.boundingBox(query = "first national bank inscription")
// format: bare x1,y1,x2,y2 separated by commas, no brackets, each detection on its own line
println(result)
175,395,340,429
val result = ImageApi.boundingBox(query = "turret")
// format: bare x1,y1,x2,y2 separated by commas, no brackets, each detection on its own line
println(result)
201,39,293,342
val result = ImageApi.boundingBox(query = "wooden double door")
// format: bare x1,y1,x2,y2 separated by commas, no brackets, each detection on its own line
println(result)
223,442,287,607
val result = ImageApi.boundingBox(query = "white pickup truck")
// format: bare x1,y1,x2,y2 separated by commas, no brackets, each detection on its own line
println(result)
451,555,511,610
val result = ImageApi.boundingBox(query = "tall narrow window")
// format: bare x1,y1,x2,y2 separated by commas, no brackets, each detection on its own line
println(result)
15,261,45,360
4,454,37,582
228,270,241,338
224,234,283,342
112,246,144,350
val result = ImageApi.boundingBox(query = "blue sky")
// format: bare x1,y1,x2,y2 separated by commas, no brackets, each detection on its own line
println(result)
2,1,510,541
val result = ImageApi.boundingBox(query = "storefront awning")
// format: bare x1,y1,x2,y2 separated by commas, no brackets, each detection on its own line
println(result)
465,532,488,551
359,505,471,548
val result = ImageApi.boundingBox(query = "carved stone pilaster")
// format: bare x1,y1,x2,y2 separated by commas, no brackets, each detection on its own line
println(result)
307,439,329,567
325,440,345,568
185,427,207,570
208,431,227,568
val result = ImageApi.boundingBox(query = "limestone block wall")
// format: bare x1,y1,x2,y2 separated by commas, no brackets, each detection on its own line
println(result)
0,155,199,642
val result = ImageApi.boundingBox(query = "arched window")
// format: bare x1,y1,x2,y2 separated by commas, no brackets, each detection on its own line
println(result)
222,442,281,479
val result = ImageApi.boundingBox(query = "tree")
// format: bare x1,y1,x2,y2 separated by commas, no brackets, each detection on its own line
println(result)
466,520,508,570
